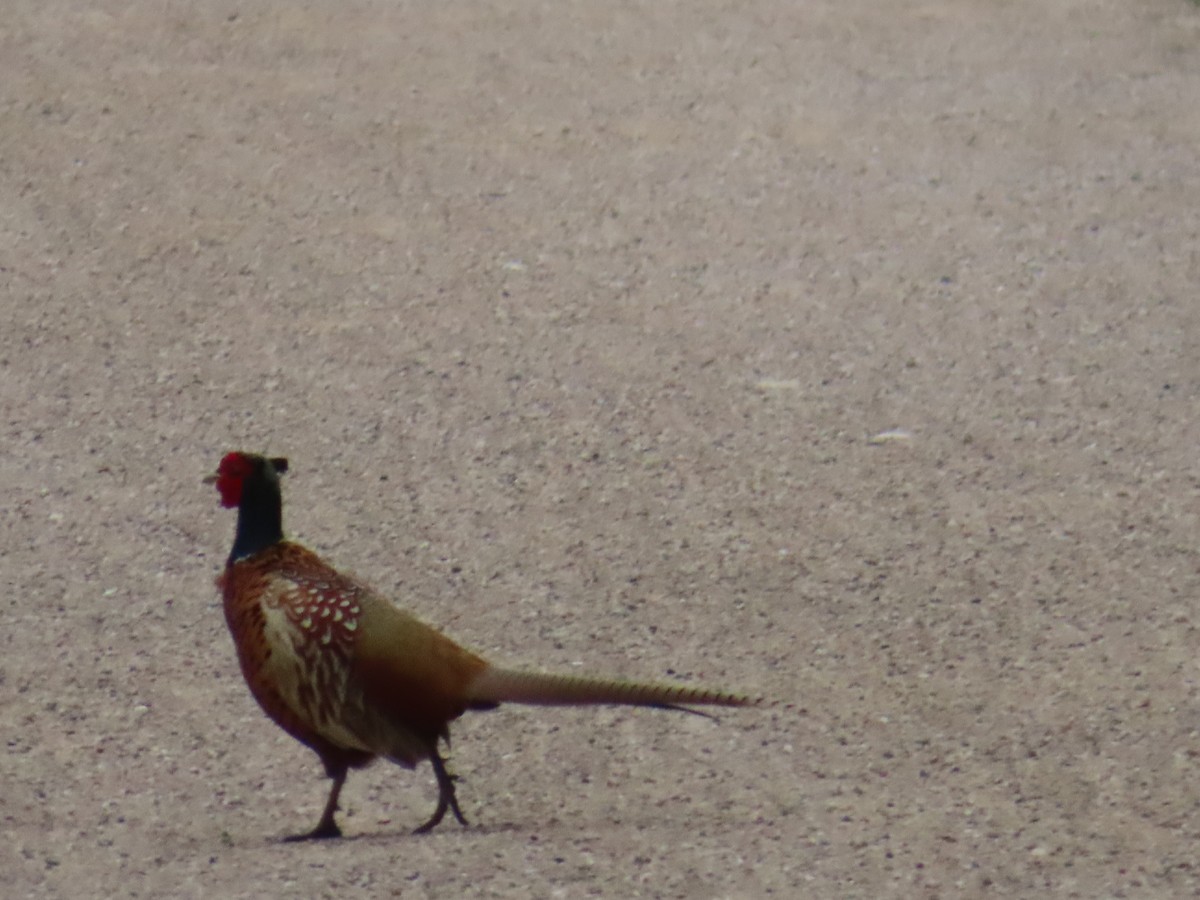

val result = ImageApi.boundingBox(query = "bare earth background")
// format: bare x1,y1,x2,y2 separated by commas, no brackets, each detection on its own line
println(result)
3,1,1200,897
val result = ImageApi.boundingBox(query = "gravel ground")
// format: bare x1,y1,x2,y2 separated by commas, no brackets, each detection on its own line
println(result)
4,1,1200,897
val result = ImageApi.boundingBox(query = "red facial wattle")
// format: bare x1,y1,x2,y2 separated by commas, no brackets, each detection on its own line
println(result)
214,452,253,508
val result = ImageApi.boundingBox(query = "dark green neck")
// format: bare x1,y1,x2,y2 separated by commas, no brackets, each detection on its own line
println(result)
228,465,284,563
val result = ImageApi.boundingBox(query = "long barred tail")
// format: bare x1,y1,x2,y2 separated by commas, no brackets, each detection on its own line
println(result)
465,666,759,710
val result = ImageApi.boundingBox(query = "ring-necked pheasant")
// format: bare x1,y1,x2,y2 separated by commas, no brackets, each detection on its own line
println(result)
209,451,757,840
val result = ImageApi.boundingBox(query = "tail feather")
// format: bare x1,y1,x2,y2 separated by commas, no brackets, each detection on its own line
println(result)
466,666,758,710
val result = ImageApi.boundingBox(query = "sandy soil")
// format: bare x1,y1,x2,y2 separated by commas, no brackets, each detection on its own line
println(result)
4,1,1200,896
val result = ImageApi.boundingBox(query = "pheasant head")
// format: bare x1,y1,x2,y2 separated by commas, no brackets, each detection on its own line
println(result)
207,452,290,563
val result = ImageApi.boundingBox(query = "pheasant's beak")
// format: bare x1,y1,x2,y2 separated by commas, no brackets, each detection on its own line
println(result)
202,472,219,485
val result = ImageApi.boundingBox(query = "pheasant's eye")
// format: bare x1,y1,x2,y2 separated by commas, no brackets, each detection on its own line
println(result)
219,452,255,479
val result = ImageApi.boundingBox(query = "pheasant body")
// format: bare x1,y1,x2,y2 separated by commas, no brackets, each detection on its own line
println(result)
209,451,756,839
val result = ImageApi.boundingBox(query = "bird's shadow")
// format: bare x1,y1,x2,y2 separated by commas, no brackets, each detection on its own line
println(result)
267,820,525,846
263,804,760,846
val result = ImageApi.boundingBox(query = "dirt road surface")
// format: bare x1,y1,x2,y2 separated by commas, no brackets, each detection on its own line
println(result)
4,1,1200,896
